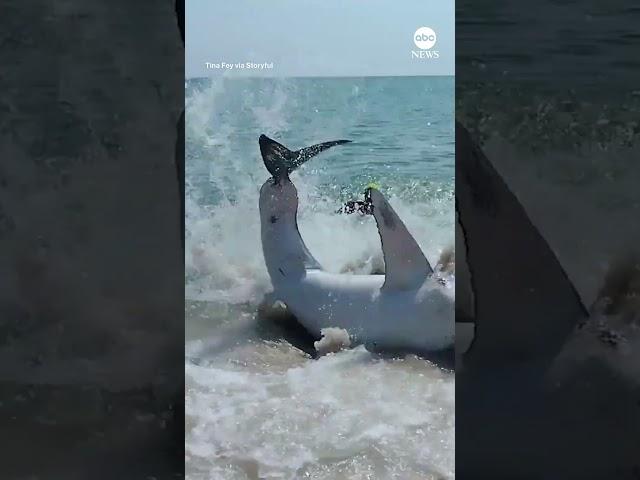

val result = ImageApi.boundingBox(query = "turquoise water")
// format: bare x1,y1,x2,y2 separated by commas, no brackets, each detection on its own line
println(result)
185,76,455,297
186,76,454,204
185,76,455,479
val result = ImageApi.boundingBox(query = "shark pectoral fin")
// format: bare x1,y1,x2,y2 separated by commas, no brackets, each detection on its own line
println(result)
368,188,433,291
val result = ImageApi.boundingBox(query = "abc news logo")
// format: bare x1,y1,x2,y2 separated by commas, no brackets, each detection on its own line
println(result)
411,27,439,59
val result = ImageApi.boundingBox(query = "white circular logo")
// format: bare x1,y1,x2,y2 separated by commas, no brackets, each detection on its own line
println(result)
414,27,437,50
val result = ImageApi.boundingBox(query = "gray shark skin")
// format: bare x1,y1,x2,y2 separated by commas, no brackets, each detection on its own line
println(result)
455,122,640,479
257,134,351,275
259,134,351,182
455,121,587,370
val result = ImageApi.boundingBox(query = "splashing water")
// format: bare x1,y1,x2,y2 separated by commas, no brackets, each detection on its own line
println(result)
186,76,455,479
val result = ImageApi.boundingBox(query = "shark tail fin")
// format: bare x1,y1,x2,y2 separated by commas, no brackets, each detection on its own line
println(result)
259,134,351,179
259,134,294,179
291,139,352,170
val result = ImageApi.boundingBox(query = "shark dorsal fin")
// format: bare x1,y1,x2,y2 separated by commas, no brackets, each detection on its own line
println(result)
368,188,433,291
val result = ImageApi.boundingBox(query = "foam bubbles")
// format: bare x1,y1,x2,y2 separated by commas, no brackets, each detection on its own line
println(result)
314,327,352,355
185,77,455,479
186,345,454,479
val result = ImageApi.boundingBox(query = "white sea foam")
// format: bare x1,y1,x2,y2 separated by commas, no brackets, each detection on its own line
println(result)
186,344,454,480
185,76,455,479
314,327,352,355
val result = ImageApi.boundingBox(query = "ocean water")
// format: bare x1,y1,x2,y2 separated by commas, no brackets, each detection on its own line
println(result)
455,0,640,381
454,6,640,475
456,0,640,89
185,76,455,479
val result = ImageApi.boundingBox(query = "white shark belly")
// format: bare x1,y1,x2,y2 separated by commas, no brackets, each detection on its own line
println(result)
274,270,454,351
